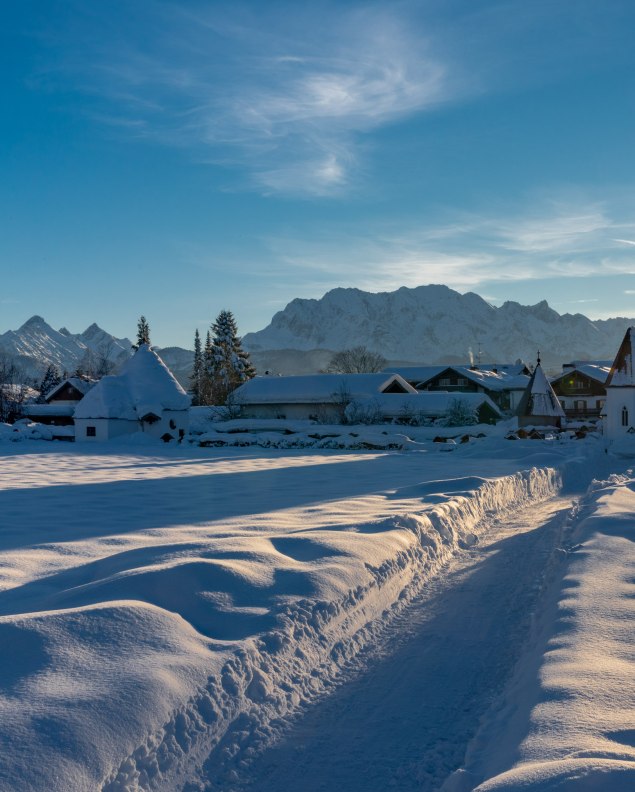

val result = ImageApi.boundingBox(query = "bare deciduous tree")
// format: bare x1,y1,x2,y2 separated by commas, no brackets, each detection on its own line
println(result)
326,346,387,374
0,354,29,423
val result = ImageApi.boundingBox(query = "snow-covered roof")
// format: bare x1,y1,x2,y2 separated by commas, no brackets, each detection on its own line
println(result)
400,365,529,392
45,377,95,401
517,364,565,418
232,373,416,405
74,345,190,420
450,366,529,392
606,327,635,387
349,392,502,418
383,366,446,385
551,363,611,386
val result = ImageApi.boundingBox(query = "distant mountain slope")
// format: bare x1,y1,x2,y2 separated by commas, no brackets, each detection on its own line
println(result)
0,316,133,380
0,316,195,388
243,285,634,368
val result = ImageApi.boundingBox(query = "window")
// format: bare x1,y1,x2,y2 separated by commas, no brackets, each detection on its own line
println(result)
597,400,604,410
86,426,96,437
622,407,629,427
439,378,451,387
456,378,468,386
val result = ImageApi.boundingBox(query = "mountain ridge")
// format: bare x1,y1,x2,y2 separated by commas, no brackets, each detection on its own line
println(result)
242,284,632,369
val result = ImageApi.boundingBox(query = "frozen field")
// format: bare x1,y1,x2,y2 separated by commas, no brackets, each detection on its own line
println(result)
0,435,633,791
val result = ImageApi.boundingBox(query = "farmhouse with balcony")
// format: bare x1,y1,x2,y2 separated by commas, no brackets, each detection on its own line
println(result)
550,361,610,422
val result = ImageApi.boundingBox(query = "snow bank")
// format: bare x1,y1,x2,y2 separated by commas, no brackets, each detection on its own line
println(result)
449,471,635,791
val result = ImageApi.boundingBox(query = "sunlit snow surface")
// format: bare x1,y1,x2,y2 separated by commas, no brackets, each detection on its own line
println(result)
0,437,632,790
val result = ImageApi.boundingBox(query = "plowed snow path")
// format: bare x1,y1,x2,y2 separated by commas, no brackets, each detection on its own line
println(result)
234,495,573,792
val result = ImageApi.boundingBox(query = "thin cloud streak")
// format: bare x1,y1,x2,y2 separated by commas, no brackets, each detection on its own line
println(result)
264,200,635,293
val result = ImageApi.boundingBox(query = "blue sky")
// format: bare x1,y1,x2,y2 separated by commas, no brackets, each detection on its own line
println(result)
2,0,635,348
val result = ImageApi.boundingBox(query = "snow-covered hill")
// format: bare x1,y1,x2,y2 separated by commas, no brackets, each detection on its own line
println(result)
243,285,634,368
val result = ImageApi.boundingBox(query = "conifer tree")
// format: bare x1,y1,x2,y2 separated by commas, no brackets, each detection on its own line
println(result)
37,364,62,403
209,310,255,404
133,316,151,350
190,329,203,406
199,330,214,405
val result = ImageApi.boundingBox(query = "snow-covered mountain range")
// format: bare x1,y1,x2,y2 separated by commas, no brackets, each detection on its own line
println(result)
2,285,633,382
243,284,634,369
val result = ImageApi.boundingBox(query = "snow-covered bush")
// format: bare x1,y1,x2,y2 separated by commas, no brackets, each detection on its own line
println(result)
345,399,383,425
444,398,478,427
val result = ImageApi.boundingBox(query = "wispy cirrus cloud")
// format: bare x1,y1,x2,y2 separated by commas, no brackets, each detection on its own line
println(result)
263,198,635,292
43,2,455,196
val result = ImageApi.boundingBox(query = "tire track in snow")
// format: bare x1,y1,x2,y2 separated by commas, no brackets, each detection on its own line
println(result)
230,495,574,792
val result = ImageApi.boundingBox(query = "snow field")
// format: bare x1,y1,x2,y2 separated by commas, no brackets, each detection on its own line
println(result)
0,440,593,790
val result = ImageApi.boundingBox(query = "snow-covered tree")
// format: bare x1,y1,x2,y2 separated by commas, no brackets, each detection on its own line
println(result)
444,398,478,427
133,316,151,350
208,310,255,405
37,364,62,403
190,329,203,406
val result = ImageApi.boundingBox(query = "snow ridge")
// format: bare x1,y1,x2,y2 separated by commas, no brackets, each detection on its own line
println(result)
102,465,563,791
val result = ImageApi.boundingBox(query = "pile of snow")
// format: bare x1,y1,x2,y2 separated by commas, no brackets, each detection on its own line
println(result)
0,420,55,442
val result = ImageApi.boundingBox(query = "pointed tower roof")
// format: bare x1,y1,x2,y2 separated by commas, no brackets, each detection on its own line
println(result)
605,327,635,387
517,357,565,420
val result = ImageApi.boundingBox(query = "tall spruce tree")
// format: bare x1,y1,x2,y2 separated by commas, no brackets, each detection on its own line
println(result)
133,316,151,349
200,329,214,405
190,329,203,406
209,310,255,404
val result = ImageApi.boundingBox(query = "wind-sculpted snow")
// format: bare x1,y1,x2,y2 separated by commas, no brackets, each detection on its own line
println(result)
0,441,592,790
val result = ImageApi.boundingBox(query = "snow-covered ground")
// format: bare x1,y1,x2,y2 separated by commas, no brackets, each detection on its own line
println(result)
0,432,632,791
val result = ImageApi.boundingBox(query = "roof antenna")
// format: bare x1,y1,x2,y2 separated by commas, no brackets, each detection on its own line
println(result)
537,350,541,366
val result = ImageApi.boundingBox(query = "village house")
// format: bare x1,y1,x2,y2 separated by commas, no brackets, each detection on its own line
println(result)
231,373,417,422
74,344,190,442
24,377,94,433
392,363,530,413
603,326,635,446
550,361,610,422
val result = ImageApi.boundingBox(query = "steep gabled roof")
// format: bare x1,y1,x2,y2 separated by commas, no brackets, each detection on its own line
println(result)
606,327,635,387
517,363,565,418
74,345,189,420
232,373,416,405
45,377,95,402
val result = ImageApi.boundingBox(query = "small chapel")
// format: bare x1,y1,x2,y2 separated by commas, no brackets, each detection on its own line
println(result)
516,355,565,429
